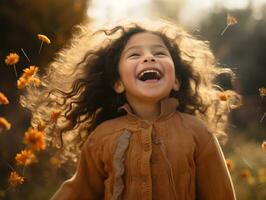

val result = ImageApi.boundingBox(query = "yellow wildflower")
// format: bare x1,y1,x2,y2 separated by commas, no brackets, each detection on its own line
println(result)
37,34,51,44
24,128,46,151
0,117,11,132
8,171,24,188
0,92,9,105
4,53,19,65
15,149,36,166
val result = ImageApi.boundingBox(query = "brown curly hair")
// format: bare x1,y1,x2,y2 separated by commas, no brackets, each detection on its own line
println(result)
20,19,241,162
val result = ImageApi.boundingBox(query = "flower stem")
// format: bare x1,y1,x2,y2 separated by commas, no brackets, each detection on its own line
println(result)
21,48,30,63
221,24,229,36
13,64,18,77
260,111,266,123
38,41,43,54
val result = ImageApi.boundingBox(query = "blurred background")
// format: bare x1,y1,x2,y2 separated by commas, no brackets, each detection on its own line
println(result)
0,0,265,199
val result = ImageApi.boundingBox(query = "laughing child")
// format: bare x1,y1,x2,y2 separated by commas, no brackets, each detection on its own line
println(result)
22,19,240,200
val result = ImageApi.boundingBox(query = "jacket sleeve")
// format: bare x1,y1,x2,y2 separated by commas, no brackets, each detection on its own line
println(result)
50,135,106,200
196,132,236,200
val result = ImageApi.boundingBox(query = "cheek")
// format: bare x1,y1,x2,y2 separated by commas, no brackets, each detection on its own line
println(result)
119,62,136,79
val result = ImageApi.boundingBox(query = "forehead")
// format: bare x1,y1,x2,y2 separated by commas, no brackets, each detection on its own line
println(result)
124,32,166,49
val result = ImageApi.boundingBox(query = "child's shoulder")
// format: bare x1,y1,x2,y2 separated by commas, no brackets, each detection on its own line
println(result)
176,111,213,141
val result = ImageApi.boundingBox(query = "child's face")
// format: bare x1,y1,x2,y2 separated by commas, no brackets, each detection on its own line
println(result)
115,32,177,103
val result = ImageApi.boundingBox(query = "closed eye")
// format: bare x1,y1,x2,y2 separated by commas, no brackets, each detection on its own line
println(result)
128,53,140,58
154,52,166,56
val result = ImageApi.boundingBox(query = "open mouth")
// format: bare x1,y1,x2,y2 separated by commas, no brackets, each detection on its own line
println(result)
137,69,162,81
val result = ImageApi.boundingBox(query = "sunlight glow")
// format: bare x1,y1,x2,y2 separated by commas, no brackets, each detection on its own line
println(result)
88,0,266,25
88,0,151,23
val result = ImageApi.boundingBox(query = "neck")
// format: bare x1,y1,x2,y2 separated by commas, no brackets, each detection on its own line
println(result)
127,98,161,121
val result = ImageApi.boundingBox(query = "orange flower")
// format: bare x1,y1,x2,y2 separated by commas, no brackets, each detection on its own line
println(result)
262,140,266,150
241,168,251,179
50,156,61,168
17,66,41,89
37,34,51,44
0,92,9,105
31,77,41,86
24,128,46,151
259,87,266,97
0,117,11,132
15,149,36,166
218,91,231,101
17,77,28,89
221,14,238,36
8,171,24,188
227,14,238,26
23,66,39,78
51,110,61,123
4,53,19,65
226,159,234,171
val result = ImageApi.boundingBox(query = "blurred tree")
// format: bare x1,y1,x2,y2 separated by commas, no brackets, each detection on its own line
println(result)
0,0,89,199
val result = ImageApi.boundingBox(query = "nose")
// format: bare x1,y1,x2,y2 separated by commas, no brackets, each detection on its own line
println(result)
143,55,156,63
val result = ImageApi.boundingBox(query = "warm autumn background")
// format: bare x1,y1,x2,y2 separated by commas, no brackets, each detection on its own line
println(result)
0,0,265,199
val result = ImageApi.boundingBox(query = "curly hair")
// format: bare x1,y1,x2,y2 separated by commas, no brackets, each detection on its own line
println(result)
20,19,241,162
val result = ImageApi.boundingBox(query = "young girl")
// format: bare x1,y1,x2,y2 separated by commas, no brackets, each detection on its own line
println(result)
22,19,240,199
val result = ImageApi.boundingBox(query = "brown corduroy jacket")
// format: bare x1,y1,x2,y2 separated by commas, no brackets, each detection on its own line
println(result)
50,98,236,200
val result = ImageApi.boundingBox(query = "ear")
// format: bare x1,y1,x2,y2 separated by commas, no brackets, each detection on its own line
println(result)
173,79,181,92
114,80,125,94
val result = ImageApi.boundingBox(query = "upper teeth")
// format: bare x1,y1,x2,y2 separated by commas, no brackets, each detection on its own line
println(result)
138,69,161,79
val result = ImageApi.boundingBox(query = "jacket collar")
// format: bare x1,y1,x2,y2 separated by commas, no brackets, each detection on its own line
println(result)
118,97,179,121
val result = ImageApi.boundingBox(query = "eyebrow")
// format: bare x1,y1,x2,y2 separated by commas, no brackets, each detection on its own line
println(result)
123,44,168,55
